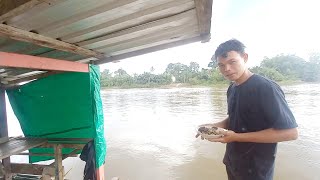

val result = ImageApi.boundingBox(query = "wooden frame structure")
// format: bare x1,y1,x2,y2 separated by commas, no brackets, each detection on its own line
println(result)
0,137,91,179
0,0,213,179
0,54,92,179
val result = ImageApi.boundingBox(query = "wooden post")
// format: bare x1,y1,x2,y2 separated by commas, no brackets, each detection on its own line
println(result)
0,87,12,180
0,87,8,141
54,144,63,180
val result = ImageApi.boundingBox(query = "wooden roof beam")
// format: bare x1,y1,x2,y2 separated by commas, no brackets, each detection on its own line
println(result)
78,9,196,49
0,52,89,72
2,57,97,86
96,20,198,54
194,0,212,42
0,24,104,59
95,36,202,64
3,36,202,86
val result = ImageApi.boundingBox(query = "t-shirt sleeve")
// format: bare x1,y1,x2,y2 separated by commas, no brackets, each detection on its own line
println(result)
260,82,298,129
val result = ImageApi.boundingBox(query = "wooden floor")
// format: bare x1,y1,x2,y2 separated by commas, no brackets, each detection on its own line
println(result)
0,138,47,160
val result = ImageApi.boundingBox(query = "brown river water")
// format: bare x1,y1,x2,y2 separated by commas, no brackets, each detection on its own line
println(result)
6,83,320,180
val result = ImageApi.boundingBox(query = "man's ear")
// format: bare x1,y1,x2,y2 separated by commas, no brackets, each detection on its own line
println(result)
243,53,248,63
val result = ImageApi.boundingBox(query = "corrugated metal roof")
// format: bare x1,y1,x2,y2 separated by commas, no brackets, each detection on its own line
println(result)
0,0,212,86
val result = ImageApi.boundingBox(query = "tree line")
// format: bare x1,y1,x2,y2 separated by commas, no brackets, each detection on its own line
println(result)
100,53,320,88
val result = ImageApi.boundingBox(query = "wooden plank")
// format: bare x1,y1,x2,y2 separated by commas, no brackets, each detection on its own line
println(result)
97,16,198,52
0,0,46,23
1,57,84,84
0,68,38,77
101,31,198,58
11,163,52,175
54,144,63,180
78,9,196,49
3,62,89,85
37,50,82,60
0,0,29,17
95,36,202,64
62,0,194,43
37,0,139,34
3,71,45,82
0,52,89,72
0,88,8,138
41,0,174,38
1,71,52,85
3,71,57,87
0,138,47,160
5,0,69,30
194,0,212,42
0,87,12,179
95,20,198,54
0,24,104,59
96,22,198,53
3,36,202,85
17,152,78,157
40,143,85,149
0,137,9,144
98,31,198,56
2,157,12,180
49,148,80,166
17,137,92,143
46,138,92,142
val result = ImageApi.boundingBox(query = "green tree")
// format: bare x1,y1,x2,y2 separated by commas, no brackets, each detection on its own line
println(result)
99,52,320,88
114,68,129,76
165,63,189,83
309,53,320,65
208,55,218,69
261,54,305,80
302,53,320,82
189,62,200,73
113,68,133,87
209,69,227,83
250,66,285,81
100,69,113,86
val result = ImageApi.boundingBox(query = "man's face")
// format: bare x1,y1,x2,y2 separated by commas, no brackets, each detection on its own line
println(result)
217,51,248,82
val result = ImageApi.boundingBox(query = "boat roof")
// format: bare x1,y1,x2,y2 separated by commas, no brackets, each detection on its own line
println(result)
0,0,212,86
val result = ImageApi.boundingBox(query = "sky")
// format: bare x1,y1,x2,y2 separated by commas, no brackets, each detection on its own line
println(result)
100,0,320,75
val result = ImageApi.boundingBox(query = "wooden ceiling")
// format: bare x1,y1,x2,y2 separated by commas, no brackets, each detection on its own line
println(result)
0,0,212,86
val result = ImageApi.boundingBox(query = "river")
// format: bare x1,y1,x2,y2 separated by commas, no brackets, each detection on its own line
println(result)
6,83,320,180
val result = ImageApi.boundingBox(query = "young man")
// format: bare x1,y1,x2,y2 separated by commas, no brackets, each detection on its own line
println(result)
197,39,298,180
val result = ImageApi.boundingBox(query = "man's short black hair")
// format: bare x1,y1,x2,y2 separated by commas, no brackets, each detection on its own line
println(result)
214,39,246,60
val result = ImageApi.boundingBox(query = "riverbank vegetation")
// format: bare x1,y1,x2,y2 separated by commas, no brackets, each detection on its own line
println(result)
100,54,320,88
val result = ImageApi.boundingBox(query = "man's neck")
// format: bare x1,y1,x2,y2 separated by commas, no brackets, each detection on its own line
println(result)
235,70,253,85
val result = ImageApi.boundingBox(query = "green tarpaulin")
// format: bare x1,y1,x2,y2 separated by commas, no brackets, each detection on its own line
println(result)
6,65,106,167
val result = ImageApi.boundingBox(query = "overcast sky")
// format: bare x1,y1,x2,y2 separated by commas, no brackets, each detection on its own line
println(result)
100,0,320,75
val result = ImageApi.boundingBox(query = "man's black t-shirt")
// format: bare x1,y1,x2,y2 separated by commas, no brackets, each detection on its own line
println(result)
223,74,298,180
